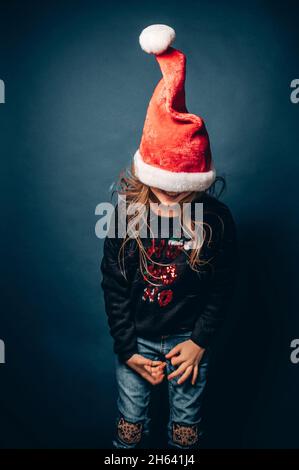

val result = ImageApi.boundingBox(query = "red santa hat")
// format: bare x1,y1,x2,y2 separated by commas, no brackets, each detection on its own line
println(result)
134,24,216,192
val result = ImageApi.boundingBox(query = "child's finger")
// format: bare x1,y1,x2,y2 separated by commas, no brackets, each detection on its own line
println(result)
144,364,165,376
177,365,193,385
165,345,180,359
152,370,165,378
138,357,163,367
150,362,166,368
171,355,182,366
191,365,198,385
152,371,166,384
144,364,157,374
141,369,164,385
168,363,187,381
137,357,152,366
143,363,165,370
157,362,167,369
151,360,165,366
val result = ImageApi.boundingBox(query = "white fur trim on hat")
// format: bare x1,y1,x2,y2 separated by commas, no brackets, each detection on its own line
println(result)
134,150,216,192
139,24,176,55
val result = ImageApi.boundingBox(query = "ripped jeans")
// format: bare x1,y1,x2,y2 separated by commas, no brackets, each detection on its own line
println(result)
113,331,209,449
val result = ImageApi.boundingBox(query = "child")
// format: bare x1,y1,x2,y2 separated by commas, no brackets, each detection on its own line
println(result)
100,24,238,449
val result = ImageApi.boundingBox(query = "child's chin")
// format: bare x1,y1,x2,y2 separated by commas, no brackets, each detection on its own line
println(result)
165,196,182,203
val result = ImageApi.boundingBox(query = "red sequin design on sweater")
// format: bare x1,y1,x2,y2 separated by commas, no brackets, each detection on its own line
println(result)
142,238,184,307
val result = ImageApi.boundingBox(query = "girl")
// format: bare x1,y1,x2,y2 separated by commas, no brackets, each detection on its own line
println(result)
100,24,238,449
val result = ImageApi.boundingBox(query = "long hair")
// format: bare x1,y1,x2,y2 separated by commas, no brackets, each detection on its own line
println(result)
111,162,225,282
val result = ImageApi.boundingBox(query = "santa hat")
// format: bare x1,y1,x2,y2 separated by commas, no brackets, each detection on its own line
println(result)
133,24,216,192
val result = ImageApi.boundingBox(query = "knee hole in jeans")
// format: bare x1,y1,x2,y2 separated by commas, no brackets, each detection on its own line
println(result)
117,417,143,445
172,422,198,447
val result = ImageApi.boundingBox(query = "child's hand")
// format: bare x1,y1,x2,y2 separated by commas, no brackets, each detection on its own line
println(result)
165,340,205,385
126,354,166,385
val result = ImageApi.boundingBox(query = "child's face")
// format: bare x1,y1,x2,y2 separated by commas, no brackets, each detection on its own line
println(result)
150,187,192,206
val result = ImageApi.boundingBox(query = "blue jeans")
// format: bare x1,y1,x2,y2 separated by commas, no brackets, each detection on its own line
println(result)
113,331,209,449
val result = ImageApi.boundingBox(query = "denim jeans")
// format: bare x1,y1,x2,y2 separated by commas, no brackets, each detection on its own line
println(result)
113,331,209,449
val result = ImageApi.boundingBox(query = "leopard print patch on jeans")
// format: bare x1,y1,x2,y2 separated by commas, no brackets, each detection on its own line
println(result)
117,417,143,444
172,422,198,447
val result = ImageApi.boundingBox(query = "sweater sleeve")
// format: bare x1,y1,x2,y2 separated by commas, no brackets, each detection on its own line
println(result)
190,206,238,349
100,233,138,363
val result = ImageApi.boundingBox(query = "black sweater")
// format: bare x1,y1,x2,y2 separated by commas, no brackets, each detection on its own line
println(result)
100,194,238,362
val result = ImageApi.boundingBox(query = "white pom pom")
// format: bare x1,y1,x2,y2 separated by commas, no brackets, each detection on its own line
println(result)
139,24,176,55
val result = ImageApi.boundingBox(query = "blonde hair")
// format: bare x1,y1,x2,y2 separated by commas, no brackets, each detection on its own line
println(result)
113,163,214,283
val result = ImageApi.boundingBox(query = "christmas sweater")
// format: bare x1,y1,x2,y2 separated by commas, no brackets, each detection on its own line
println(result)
100,194,238,362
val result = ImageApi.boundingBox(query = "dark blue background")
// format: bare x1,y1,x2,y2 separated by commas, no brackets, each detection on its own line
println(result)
1,0,299,448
